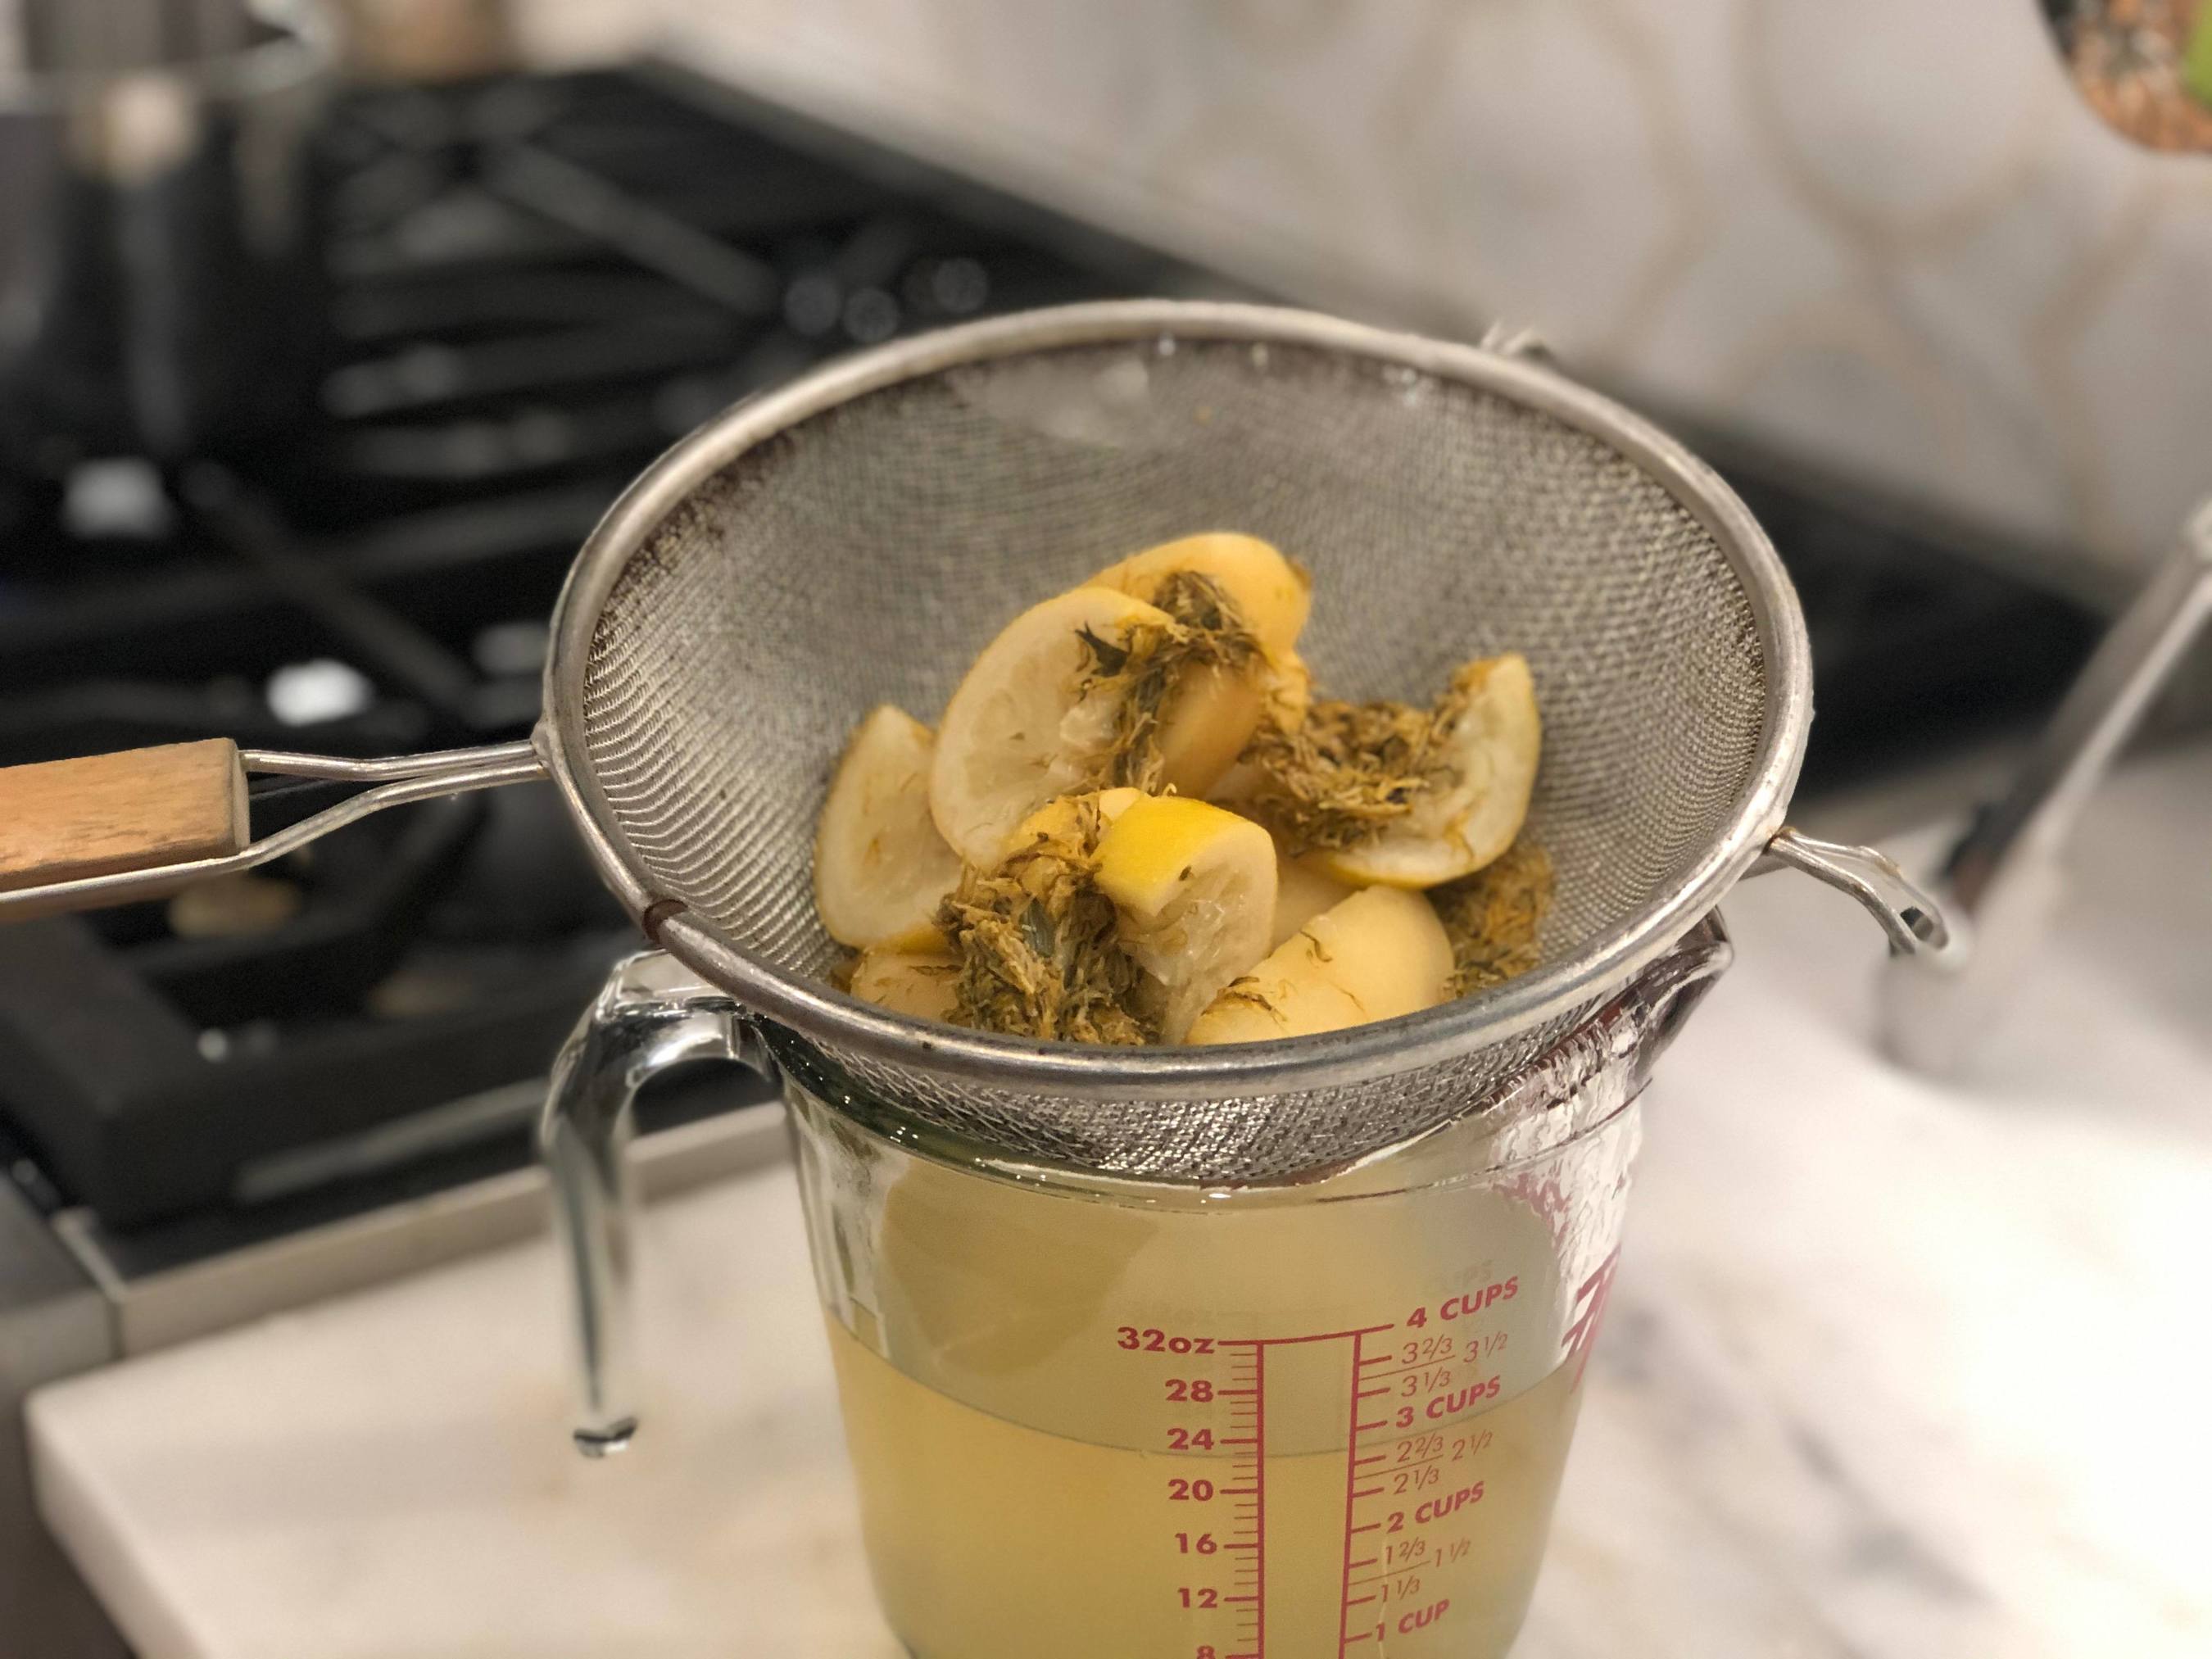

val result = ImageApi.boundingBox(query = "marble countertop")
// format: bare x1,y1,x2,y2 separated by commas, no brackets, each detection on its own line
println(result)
27,750,2212,1657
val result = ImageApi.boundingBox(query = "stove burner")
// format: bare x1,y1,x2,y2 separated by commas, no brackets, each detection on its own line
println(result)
0,68,1220,1231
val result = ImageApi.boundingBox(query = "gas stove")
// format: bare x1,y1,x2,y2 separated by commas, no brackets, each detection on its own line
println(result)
0,66,2099,1268
0,67,1236,1257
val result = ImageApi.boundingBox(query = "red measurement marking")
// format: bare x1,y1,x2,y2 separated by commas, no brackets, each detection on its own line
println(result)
1332,1320,1412,1654
1335,1329,1367,1654
1223,1326,1395,1349
1361,1359,1457,1382
1250,1343,1266,1658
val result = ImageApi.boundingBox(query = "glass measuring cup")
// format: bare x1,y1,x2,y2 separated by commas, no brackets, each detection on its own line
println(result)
542,919,1729,1657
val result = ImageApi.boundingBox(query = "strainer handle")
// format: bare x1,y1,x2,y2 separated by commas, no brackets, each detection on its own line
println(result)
0,738,545,921
1753,827,1954,955
537,949,768,1458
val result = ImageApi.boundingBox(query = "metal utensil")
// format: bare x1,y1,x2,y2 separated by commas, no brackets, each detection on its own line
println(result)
1882,496,2212,1075
16,0,258,73
0,0,336,474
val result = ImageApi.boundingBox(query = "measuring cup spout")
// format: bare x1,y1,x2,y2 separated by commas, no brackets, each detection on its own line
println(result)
539,950,766,1457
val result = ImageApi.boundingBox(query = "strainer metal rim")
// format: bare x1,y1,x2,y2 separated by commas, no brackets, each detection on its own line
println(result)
537,300,1808,1103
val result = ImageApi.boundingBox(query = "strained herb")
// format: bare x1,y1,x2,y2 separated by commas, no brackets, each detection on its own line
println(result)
1236,667,1479,855
1076,571,1263,792
1431,838,1552,996
936,795,1158,1044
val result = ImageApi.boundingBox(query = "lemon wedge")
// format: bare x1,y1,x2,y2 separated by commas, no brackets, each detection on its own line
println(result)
1270,843,1357,950
814,705,963,948
1012,786,1140,847
1316,654,1541,889
1089,533,1311,654
1088,533,1312,796
1185,885,1452,1045
936,787,1160,1045
929,587,1172,868
849,927,963,1022
1093,794,1276,1041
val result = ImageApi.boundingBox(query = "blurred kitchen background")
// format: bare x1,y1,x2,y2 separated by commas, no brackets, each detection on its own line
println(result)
3,2,2207,1654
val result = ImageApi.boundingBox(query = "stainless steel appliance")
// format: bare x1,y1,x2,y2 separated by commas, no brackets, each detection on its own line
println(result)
0,0,335,478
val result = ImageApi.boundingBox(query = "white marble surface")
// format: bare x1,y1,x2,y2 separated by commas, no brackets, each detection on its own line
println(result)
28,750,2212,1657
32,1156,903,1659
1522,753,2212,1657
518,0,2212,582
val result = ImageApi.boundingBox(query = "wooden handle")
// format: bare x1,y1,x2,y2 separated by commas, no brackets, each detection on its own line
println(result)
0,740,250,900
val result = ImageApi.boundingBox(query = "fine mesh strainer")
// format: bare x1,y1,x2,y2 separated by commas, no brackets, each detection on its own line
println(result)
548,300,1944,1179
0,301,1950,1448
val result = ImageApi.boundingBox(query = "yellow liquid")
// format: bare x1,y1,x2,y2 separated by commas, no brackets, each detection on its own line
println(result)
828,1318,1584,1658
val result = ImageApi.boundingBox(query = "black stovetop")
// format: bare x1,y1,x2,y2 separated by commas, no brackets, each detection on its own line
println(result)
0,66,2099,1242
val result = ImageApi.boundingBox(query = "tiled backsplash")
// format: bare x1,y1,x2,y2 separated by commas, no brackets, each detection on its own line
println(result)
531,0,2212,585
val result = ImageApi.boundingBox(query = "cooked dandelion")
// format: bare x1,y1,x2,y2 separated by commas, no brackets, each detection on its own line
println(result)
1430,838,1553,996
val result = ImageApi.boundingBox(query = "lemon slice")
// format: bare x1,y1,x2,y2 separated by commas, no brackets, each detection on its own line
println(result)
849,927,963,1022
1205,758,1266,808
1185,886,1452,1045
1011,786,1141,847
814,705,963,948
1153,665,1268,797
1088,533,1313,797
1093,794,1276,1041
929,587,1172,868
1089,533,1311,654
1270,843,1357,950
1316,654,1541,889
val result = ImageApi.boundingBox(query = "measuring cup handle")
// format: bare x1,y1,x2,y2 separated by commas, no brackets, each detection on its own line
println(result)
538,949,768,1457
